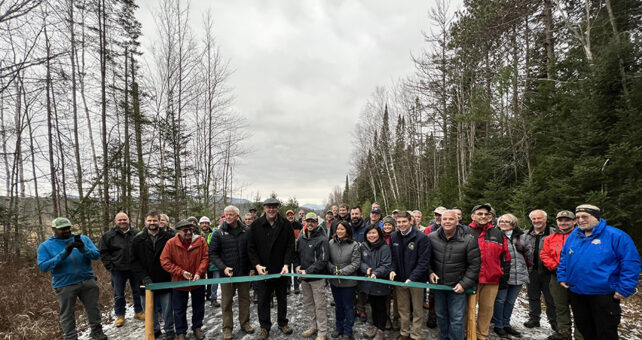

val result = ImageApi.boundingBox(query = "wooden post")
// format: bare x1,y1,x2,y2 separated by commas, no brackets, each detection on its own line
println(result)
466,293,477,340
145,288,155,340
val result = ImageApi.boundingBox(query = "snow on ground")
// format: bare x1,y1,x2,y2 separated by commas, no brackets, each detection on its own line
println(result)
79,284,642,339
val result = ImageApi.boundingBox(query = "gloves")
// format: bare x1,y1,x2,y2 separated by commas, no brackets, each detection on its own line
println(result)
142,277,153,286
65,242,75,255
73,235,85,251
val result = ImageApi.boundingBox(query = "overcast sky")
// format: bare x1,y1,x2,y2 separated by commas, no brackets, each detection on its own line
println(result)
137,0,460,206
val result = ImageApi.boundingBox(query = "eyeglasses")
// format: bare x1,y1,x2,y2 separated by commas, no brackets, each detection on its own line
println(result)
576,215,592,220
498,220,510,224
475,212,492,216
178,228,193,233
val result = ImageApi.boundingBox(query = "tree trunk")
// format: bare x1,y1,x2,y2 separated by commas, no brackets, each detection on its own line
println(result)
45,24,59,217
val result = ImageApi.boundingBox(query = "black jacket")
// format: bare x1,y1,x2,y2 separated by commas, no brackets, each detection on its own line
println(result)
99,226,140,272
247,213,295,274
389,227,431,282
428,226,481,290
294,226,329,281
209,221,251,276
360,238,392,296
130,228,173,294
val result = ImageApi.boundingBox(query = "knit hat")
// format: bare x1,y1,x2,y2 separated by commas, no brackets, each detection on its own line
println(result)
576,204,600,219
199,216,210,224
382,215,396,228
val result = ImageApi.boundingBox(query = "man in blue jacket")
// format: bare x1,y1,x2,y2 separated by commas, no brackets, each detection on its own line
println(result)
558,204,641,340
37,217,107,340
389,211,431,340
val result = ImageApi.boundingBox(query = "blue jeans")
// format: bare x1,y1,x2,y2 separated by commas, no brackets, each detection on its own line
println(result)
331,285,356,336
146,291,174,333
433,290,467,340
111,270,143,316
492,284,522,328
209,270,220,300
172,287,205,335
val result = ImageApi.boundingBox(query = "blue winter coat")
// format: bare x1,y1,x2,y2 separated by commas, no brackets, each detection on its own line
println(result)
557,218,641,297
360,239,392,296
37,235,100,289
389,227,431,282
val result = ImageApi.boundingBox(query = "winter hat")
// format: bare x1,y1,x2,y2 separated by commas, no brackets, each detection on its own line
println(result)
187,216,198,223
382,215,396,228
576,204,600,220
199,216,210,224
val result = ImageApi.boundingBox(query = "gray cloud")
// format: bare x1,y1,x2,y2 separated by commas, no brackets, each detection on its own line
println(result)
138,0,460,205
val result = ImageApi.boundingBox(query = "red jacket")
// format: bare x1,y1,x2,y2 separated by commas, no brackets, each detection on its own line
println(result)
160,234,209,291
540,229,573,271
470,222,510,284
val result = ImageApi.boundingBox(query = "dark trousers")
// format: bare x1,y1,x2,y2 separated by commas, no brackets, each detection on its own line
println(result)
257,277,289,330
569,292,620,340
110,270,143,316
331,285,356,336
368,294,388,331
527,270,556,324
55,278,102,340
172,287,205,335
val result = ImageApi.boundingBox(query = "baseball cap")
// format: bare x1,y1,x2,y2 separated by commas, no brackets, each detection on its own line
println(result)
556,210,575,219
371,208,382,215
434,206,447,215
305,212,318,221
52,217,72,229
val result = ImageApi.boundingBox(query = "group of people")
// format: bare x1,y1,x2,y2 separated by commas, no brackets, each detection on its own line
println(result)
36,199,640,340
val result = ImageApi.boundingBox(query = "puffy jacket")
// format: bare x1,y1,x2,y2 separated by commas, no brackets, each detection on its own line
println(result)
557,219,641,297
351,219,367,243
470,222,510,284
500,228,531,287
360,238,392,296
130,228,173,294
389,227,431,283
160,234,209,291
209,222,251,276
99,226,140,272
327,237,361,287
524,225,556,273
247,214,295,274
540,228,575,271
37,234,100,289
428,226,480,290
295,226,329,281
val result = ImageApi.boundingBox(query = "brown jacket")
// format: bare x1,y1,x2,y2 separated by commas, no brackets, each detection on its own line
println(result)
160,234,209,291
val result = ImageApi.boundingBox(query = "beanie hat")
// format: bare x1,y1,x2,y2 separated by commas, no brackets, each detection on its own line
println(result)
576,204,600,220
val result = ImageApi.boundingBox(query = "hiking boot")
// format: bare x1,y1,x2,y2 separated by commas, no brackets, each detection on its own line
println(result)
385,317,392,330
373,330,384,340
524,319,540,328
89,327,108,340
134,312,145,321
256,328,269,339
504,326,521,336
114,315,125,327
426,315,437,328
279,324,293,335
213,300,221,307
493,327,509,338
223,328,233,339
331,331,342,338
242,323,255,334
363,325,377,338
302,328,318,337
194,328,205,340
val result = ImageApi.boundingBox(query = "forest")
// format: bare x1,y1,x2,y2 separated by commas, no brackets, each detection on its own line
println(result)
1,0,246,258
332,0,642,248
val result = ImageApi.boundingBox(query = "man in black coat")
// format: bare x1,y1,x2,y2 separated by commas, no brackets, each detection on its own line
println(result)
209,205,255,339
99,211,143,326
130,211,175,339
247,198,296,339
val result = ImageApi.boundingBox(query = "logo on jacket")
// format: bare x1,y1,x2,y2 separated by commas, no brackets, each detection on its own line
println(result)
308,244,313,248
363,251,369,257
408,242,415,250
568,248,574,255
592,239,601,245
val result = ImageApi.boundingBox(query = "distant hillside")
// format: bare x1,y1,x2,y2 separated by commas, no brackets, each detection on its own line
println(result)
302,204,325,211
